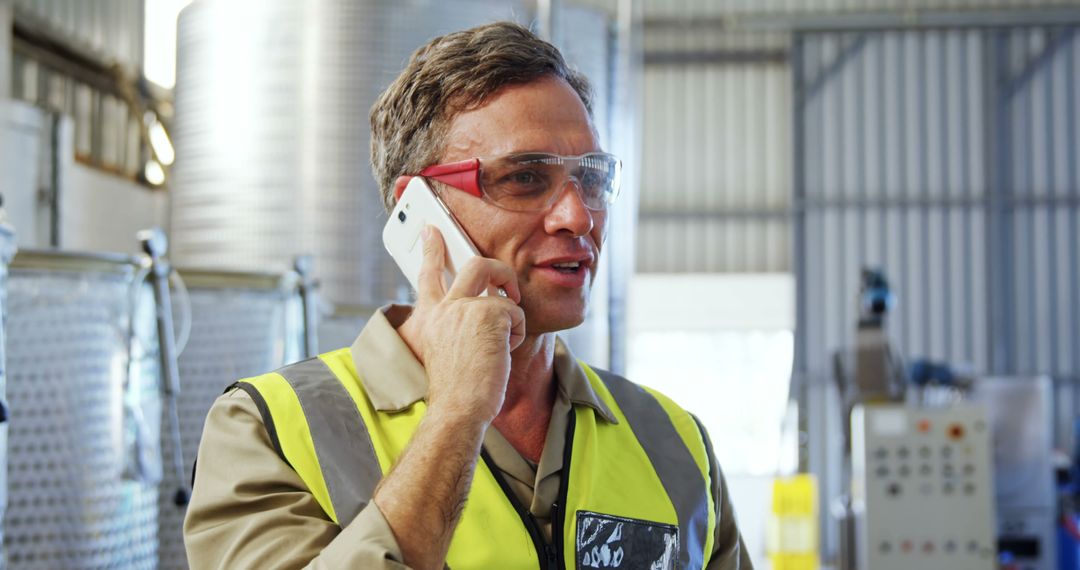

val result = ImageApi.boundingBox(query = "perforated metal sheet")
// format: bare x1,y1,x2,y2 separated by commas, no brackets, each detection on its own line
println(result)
0,225,17,569
4,266,160,569
317,310,368,355
158,283,303,570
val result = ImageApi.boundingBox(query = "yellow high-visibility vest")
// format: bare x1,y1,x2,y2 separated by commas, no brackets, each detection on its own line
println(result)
234,348,717,569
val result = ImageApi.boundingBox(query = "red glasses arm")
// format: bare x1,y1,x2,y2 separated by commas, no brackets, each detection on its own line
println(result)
419,159,482,198
394,158,483,202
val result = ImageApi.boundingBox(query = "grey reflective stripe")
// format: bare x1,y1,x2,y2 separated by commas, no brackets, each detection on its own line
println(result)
592,368,711,570
274,357,382,527
232,381,285,461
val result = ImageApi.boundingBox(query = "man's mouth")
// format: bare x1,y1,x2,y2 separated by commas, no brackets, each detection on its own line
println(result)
534,254,594,286
550,261,582,273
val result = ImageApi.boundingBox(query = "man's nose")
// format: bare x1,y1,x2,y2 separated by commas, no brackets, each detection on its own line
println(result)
543,178,594,236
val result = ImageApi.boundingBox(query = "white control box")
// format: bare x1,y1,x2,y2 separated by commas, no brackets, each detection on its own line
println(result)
850,404,997,570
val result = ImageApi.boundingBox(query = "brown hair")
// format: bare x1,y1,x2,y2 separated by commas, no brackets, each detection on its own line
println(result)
369,21,593,211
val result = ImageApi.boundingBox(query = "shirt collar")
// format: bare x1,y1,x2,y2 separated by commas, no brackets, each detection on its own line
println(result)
350,304,618,424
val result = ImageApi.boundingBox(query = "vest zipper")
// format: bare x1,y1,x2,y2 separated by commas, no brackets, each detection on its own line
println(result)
552,411,576,570
480,448,555,569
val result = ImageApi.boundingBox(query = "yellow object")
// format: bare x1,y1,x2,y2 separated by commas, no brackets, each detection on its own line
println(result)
240,350,718,569
767,474,820,570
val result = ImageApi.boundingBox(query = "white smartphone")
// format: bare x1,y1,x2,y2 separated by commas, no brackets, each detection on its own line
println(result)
383,176,487,295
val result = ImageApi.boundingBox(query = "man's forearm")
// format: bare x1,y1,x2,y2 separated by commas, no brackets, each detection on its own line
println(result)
372,406,487,570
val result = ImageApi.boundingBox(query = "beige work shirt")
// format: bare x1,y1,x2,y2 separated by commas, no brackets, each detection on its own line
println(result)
184,305,752,569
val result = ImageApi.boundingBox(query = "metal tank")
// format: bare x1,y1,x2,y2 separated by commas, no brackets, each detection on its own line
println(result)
171,0,627,362
170,0,526,310
0,221,17,568
157,268,306,570
4,250,161,569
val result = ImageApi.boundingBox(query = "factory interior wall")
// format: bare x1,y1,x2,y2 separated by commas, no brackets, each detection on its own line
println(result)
794,26,1080,559
0,102,166,254
1,100,47,247
639,29,792,274
12,0,144,71
61,163,168,255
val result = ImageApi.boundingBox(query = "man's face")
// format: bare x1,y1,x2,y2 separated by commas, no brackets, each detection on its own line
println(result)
436,76,606,336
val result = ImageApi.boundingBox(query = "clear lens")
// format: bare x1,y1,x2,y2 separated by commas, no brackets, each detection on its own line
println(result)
480,152,621,212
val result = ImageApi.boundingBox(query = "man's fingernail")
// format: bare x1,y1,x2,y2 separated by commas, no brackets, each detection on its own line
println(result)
421,226,431,241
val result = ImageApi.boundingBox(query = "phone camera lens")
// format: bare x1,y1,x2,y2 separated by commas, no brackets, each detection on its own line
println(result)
397,211,407,223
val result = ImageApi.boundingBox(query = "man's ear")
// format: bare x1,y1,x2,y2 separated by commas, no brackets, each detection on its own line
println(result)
393,176,412,202
393,176,411,202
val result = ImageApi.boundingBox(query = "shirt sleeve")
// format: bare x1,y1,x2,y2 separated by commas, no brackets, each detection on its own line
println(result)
183,388,409,569
697,419,755,570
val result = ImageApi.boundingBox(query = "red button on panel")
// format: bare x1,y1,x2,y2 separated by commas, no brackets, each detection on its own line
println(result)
917,419,931,433
948,423,966,440
901,540,913,553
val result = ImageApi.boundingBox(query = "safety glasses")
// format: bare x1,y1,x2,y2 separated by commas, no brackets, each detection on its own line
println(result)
396,152,622,212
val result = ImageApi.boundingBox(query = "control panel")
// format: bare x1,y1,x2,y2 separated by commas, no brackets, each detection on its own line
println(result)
850,404,997,570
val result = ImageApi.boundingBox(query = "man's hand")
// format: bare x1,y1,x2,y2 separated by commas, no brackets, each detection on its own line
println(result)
377,226,525,570
397,226,525,423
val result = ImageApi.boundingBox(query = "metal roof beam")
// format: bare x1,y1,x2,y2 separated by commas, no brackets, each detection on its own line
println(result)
646,8,1080,32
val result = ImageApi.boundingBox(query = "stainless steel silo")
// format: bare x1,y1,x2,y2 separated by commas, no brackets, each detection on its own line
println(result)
170,0,526,310
157,268,305,570
4,251,161,569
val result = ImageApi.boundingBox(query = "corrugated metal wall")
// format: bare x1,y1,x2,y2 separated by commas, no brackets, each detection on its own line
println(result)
796,29,990,372
592,0,1080,275
9,0,147,180
793,25,1080,559
1002,27,1080,379
639,30,792,273
12,0,143,70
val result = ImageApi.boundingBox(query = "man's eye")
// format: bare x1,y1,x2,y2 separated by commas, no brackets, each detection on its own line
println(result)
501,170,548,195
580,170,606,189
511,171,539,185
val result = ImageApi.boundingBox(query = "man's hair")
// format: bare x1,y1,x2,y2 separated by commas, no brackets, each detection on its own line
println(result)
369,21,593,212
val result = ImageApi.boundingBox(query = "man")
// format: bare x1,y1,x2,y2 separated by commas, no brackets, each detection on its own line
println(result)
185,22,751,569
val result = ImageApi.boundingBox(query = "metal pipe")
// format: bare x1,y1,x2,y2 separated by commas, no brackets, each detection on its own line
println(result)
606,0,640,375
1067,36,1080,379
0,0,11,99
960,32,975,366
536,0,561,47
138,227,189,506
792,32,823,549
294,255,319,360
643,49,788,65
918,35,932,360
937,33,953,363
48,112,61,247
986,31,1015,375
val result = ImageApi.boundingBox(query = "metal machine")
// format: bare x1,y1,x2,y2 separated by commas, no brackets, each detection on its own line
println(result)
833,269,907,450
834,268,999,570
850,404,998,569
970,376,1057,570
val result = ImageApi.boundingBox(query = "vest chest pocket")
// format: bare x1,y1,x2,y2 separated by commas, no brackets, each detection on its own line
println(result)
576,511,679,570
